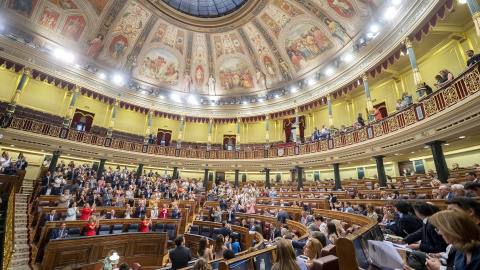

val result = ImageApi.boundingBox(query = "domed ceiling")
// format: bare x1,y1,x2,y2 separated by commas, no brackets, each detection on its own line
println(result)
162,0,249,18
1,0,382,98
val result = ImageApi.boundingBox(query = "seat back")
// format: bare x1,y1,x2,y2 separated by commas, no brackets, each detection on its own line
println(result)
201,227,211,237
189,225,200,235
67,227,81,238
321,245,337,257
211,228,221,240
98,225,111,235
133,263,141,270
128,223,139,232
112,224,123,234
311,255,339,270
166,224,176,241
155,223,165,232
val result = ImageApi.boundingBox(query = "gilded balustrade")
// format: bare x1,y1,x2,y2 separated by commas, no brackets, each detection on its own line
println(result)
2,191,15,269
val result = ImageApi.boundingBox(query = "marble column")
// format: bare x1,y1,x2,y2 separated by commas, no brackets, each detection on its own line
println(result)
236,117,241,150
466,0,480,37
173,167,178,180
207,117,213,151
136,164,144,179
1,67,32,128
234,169,239,188
373,155,387,187
106,101,119,138
265,168,271,188
297,166,303,191
265,114,270,150
177,115,185,149
295,107,300,143
425,141,450,183
362,73,375,122
48,150,62,175
63,85,80,128
97,158,107,179
327,94,333,128
404,37,427,98
204,169,209,191
143,110,153,145
333,163,341,190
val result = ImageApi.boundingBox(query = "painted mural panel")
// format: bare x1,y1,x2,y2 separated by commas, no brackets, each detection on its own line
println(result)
38,6,60,30
87,0,109,15
285,24,333,70
60,15,86,42
244,24,270,59
261,0,303,38
48,0,77,9
8,0,39,19
141,49,180,85
219,58,254,91
326,0,355,18
151,23,168,43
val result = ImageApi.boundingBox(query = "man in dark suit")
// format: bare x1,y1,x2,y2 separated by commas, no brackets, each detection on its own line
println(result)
135,203,147,218
38,184,57,197
386,201,422,237
220,221,232,238
219,198,228,211
401,202,447,253
41,209,59,227
41,171,53,187
268,223,281,242
106,210,117,219
226,206,235,224
169,235,192,270
466,50,480,68
277,209,292,223
4,162,17,175
50,222,68,240
252,220,262,235
89,190,101,207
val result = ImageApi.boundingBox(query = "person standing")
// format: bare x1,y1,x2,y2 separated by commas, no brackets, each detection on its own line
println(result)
169,235,192,270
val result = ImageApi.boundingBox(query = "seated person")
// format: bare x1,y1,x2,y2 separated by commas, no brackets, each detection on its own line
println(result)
272,239,308,270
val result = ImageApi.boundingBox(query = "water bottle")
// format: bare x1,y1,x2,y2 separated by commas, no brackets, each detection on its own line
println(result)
260,259,265,270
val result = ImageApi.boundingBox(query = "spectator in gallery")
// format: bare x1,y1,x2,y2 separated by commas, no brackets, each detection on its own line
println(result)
466,49,480,68
434,69,454,88
357,113,365,126
374,108,383,121
396,99,406,111
402,92,413,106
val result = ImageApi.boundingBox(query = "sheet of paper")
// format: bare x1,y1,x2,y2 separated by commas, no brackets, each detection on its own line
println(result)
368,240,404,269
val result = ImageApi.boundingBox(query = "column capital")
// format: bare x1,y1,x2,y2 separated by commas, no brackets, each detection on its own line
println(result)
148,109,154,115
53,150,62,156
114,100,119,106
404,36,413,48
237,117,241,122
425,140,445,146
326,93,331,101
295,107,299,113
209,117,214,122
180,115,185,121
74,85,80,93
23,67,32,76
361,73,368,82
373,155,386,159
265,114,269,120
332,163,340,166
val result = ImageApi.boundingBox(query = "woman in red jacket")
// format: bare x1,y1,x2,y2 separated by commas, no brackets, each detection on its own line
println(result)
80,204,95,220
140,215,151,232
85,216,99,236
159,204,168,219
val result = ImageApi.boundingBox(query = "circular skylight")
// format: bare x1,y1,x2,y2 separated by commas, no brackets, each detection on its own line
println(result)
162,0,249,18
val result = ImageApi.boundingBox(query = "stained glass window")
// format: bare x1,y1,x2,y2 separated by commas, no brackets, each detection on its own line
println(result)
162,0,248,18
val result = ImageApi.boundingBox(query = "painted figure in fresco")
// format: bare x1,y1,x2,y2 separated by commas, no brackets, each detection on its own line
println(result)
324,18,350,46
184,73,192,93
64,18,84,41
195,66,204,84
39,7,58,30
278,58,292,82
265,61,276,77
310,27,329,52
256,68,267,90
112,39,127,58
207,74,216,95
328,0,354,17
125,54,137,76
86,34,104,60
12,0,34,16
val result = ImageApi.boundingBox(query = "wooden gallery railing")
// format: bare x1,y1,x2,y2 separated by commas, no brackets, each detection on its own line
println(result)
7,63,480,160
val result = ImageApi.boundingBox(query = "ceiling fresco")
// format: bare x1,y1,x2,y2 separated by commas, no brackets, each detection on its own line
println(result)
1,0,382,97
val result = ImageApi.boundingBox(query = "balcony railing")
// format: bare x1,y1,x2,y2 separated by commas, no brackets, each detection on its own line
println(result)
8,63,480,159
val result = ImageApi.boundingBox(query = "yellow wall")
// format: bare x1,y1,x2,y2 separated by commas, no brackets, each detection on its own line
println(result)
0,68,19,101
114,108,147,135
74,95,109,127
19,80,65,114
417,147,480,173
183,122,210,143
216,123,238,144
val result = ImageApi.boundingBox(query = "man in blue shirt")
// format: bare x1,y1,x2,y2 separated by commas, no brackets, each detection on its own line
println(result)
438,185,455,199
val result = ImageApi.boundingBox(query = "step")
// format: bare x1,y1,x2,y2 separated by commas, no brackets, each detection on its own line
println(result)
14,238,28,245
15,233,28,239
9,257,29,267
8,265,31,270
14,227,28,234
16,244,30,253
11,251,30,260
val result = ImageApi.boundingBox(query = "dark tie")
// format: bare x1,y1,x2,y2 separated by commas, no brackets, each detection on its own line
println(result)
271,231,274,241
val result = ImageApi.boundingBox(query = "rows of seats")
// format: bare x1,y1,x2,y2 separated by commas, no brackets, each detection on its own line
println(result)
111,130,144,143
188,225,240,243
256,200,319,208
8,104,64,126
59,223,176,243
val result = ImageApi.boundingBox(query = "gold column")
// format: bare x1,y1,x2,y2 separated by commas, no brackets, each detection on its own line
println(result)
64,85,80,122
362,73,373,112
326,94,333,128
265,114,270,149
473,12,480,37
10,67,32,104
